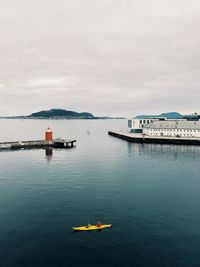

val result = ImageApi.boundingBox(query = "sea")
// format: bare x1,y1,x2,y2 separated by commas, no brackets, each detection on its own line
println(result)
0,119,200,267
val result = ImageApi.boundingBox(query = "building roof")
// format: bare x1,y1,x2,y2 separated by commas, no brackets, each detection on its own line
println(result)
144,120,200,130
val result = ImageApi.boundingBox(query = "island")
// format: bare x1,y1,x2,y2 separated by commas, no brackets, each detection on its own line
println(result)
0,108,125,120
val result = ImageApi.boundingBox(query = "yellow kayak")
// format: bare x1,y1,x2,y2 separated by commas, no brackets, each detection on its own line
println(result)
72,224,112,231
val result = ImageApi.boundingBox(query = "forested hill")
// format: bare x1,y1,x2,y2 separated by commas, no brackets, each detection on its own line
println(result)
28,109,95,119
135,112,183,119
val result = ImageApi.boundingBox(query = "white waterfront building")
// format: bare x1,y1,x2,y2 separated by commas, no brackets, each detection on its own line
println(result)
128,118,200,138
143,120,200,138
128,117,166,133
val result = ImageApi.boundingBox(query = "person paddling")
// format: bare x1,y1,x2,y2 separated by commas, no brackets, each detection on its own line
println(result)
96,221,102,228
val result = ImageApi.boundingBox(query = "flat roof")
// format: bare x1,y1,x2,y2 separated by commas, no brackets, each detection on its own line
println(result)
144,120,200,129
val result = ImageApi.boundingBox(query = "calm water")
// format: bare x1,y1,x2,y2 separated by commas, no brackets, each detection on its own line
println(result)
0,119,200,267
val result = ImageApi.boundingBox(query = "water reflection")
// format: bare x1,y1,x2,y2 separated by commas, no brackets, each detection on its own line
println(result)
127,142,200,161
45,147,53,162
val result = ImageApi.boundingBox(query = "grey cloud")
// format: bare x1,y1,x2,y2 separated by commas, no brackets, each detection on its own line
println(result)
0,0,200,116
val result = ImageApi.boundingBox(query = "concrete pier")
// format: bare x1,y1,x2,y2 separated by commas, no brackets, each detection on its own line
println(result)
108,131,200,146
0,139,76,150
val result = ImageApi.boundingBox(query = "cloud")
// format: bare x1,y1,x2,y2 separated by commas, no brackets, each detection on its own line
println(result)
0,0,200,116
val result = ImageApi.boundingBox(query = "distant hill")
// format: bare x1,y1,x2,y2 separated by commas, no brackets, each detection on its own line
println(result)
28,109,95,119
135,112,183,119
160,112,183,119
0,108,125,119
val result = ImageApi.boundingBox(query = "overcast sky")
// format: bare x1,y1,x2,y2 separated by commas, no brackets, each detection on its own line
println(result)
0,0,200,117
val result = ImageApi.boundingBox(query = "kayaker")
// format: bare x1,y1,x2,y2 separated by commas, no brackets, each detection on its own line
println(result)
97,221,102,228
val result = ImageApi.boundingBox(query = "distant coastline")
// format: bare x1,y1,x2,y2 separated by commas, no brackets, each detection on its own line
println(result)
0,108,125,120
135,112,183,119
0,117,125,120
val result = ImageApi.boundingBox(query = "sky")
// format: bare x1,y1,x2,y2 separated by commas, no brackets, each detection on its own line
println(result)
0,0,200,117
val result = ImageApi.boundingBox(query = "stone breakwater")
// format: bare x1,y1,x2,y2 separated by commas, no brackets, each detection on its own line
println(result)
0,139,76,150
108,131,200,146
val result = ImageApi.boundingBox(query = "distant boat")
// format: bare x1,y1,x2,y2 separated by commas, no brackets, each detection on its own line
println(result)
87,130,91,134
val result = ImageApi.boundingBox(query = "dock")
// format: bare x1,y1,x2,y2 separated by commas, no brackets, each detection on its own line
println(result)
0,139,76,151
108,131,200,146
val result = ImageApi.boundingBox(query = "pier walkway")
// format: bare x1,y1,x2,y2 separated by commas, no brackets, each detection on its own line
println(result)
108,131,200,146
0,139,76,150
